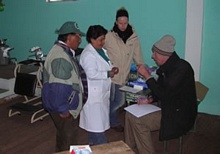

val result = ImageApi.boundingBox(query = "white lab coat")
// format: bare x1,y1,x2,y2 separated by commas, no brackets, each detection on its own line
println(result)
79,44,113,132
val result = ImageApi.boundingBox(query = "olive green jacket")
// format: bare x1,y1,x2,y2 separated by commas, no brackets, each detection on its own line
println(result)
42,44,83,119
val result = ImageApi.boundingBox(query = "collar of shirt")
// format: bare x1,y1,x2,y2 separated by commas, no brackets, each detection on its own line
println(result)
58,40,75,57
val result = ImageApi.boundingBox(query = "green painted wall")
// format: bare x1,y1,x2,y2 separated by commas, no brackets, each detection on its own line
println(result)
199,1,220,115
1,0,219,115
0,0,186,64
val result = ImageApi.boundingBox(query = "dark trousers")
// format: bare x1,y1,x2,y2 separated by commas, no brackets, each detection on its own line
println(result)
88,131,108,146
50,113,78,152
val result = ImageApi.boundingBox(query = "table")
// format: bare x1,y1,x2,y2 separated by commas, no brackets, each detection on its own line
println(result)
55,140,135,154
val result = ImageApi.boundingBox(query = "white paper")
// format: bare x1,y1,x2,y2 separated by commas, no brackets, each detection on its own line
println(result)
133,85,143,90
124,104,161,118
119,86,141,93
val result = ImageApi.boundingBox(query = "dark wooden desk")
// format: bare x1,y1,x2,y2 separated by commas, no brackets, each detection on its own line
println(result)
55,140,135,154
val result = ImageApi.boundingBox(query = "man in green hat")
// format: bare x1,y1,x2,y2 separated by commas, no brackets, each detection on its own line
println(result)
42,21,86,152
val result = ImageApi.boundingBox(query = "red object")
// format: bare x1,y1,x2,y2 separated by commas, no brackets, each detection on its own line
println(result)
71,150,75,154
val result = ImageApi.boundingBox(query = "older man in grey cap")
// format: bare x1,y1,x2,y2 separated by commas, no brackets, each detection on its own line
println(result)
42,21,86,152
124,35,197,154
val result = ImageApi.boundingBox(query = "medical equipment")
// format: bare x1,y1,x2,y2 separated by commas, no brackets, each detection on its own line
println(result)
28,46,45,61
0,38,15,65
8,59,49,123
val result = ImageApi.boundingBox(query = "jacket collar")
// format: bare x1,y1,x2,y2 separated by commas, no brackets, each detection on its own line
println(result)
112,23,133,43
156,52,180,76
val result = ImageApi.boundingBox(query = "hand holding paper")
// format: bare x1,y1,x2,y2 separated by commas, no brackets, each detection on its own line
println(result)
137,96,153,105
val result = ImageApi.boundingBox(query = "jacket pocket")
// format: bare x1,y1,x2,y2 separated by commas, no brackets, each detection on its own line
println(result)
88,87,103,104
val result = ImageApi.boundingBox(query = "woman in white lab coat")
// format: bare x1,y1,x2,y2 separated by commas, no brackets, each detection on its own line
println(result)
79,25,119,145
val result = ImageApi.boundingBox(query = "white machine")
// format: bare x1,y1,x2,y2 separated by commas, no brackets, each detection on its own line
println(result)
0,39,15,65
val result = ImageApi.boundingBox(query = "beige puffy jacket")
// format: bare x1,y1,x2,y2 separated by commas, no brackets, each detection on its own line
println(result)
104,28,144,85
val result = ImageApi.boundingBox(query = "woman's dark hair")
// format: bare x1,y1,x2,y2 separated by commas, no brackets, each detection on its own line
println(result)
86,25,107,43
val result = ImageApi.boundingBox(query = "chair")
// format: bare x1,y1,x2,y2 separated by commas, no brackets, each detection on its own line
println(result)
8,59,49,123
192,81,209,132
163,81,209,154
163,136,182,154
195,81,209,105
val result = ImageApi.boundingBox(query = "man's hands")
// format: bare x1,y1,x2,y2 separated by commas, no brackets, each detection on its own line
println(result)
137,64,151,79
137,96,153,105
59,112,71,118
109,67,119,78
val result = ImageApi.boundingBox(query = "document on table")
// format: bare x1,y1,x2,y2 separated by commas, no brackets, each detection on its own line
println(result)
69,145,92,154
124,104,161,118
119,85,142,94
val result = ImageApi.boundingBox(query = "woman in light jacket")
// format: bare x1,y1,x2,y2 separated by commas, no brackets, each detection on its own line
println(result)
79,25,119,145
104,7,144,132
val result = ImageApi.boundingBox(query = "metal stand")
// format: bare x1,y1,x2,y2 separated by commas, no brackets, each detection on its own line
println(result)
8,59,49,123
163,136,183,154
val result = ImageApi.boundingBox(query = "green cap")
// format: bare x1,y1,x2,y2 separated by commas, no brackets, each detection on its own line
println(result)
55,21,85,36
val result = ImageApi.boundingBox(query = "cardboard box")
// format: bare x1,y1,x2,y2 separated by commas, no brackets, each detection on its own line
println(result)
195,81,209,104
